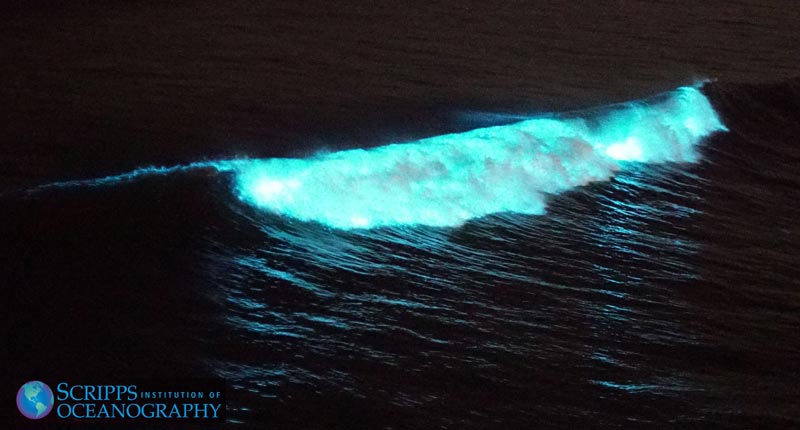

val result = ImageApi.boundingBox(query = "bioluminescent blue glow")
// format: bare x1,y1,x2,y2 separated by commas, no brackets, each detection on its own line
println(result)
590,380,660,392
28,160,249,192
233,86,726,228
30,85,726,230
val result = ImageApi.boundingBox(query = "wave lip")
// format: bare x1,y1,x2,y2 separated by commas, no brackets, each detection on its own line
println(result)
234,86,726,229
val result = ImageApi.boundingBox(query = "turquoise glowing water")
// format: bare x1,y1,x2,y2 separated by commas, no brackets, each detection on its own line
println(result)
233,85,725,228
31,85,725,229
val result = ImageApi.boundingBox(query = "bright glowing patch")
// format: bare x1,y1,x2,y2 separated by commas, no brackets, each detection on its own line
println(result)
233,86,726,229
684,117,699,132
254,180,284,201
351,216,370,227
606,137,643,161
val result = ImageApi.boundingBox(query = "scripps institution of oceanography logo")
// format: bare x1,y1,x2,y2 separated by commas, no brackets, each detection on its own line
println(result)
14,378,226,424
16,381,55,419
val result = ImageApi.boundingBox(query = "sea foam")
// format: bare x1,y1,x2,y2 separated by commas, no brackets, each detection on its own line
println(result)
29,85,726,229
233,86,726,228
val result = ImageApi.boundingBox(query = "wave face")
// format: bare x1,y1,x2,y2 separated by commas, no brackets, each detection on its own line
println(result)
25,85,726,230
233,86,726,228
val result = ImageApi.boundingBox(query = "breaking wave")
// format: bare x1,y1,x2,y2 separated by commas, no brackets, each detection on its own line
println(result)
28,85,726,229
233,85,725,228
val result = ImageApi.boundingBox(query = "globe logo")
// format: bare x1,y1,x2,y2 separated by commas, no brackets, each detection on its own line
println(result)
16,381,54,419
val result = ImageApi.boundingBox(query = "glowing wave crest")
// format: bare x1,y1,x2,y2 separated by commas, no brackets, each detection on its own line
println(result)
29,85,726,229
234,86,725,229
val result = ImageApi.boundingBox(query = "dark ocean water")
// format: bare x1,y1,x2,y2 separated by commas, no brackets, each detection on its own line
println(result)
2,1,800,429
